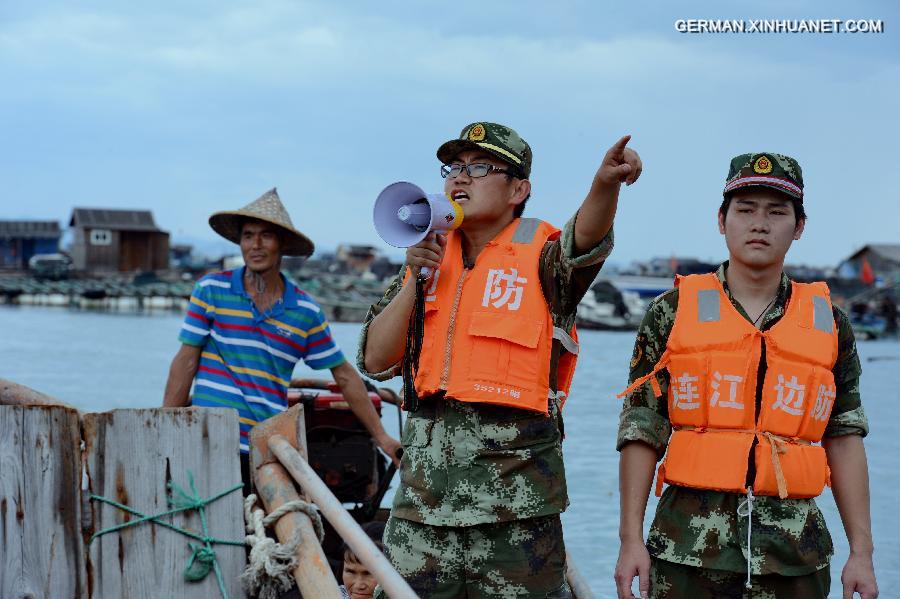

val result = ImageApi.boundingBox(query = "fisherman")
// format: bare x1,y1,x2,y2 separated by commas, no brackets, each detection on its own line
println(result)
163,189,400,493
360,122,642,597
614,154,878,598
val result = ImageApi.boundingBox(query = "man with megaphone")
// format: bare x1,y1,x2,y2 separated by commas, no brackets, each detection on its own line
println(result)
359,122,641,598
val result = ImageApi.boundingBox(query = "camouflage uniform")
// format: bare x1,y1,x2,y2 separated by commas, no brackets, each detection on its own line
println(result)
382,513,570,598
618,153,869,597
617,263,868,596
360,210,613,597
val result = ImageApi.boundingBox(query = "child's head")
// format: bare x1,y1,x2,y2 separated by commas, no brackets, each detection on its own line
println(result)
342,521,385,599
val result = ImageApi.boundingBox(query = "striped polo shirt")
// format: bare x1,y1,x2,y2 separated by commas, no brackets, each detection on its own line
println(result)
179,267,345,452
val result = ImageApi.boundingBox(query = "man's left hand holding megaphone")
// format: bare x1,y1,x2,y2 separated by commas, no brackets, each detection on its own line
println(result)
405,231,448,280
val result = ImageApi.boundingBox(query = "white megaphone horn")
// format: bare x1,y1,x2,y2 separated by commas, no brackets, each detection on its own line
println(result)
373,182,464,277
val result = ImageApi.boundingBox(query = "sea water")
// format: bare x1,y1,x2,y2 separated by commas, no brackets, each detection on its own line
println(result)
1,305,897,597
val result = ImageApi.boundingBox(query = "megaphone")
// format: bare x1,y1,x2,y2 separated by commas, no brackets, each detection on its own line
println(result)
373,182,463,277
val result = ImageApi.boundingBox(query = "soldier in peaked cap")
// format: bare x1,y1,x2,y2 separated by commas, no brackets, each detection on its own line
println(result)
359,122,643,597
164,188,400,493
615,154,878,598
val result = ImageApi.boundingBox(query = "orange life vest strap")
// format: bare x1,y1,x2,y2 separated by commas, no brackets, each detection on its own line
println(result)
675,425,756,434
617,350,671,399
762,431,791,499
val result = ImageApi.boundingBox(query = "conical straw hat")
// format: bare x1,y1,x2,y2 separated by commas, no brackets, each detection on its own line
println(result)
208,188,314,257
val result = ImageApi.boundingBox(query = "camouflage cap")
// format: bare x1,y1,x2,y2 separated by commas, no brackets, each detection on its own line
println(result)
436,122,532,178
723,153,804,200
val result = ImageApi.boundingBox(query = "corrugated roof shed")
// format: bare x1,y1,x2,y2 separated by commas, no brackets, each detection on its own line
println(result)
0,220,61,240
868,244,900,263
69,208,163,232
847,244,900,264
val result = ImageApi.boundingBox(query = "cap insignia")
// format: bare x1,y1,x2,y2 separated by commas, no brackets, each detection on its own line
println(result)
753,155,773,174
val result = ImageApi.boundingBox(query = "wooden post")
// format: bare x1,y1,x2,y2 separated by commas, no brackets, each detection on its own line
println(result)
250,405,342,599
0,378,79,410
268,433,418,599
0,405,86,598
83,408,246,598
565,550,595,599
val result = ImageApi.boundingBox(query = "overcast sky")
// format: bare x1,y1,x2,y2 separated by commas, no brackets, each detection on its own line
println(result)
2,0,897,267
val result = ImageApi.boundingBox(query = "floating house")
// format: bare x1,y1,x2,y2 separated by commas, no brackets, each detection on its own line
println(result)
69,208,170,272
336,244,379,274
0,220,61,269
839,244,900,284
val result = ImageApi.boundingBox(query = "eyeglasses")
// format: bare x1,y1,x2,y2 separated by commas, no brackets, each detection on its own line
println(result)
440,163,516,179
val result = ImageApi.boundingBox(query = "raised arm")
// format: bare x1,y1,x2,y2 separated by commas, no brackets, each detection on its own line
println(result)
574,135,642,255
163,344,202,407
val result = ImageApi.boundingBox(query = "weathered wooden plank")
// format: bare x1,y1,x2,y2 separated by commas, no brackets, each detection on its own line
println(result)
84,408,246,599
0,405,86,599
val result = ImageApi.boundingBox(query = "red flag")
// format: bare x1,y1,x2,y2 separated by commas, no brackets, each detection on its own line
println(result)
860,257,875,285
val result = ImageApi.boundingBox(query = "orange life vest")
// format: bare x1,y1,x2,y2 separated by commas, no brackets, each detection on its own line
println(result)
413,218,579,414
621,273,839,498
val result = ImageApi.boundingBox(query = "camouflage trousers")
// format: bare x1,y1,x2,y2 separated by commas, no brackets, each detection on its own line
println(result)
648,558,831,599
374,514,572,599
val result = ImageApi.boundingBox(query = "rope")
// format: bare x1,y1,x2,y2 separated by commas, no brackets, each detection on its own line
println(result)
240,493,325,599
89,471,244,599
737,486,755,590
401,274,426,412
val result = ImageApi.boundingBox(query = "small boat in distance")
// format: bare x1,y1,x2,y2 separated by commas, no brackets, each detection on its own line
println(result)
577,276,671,330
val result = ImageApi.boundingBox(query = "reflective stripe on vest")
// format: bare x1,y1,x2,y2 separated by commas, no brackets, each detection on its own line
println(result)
413,218,578,414
813,295,834,333
629,273,839,498
511,217,541,244
697,289,720,322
